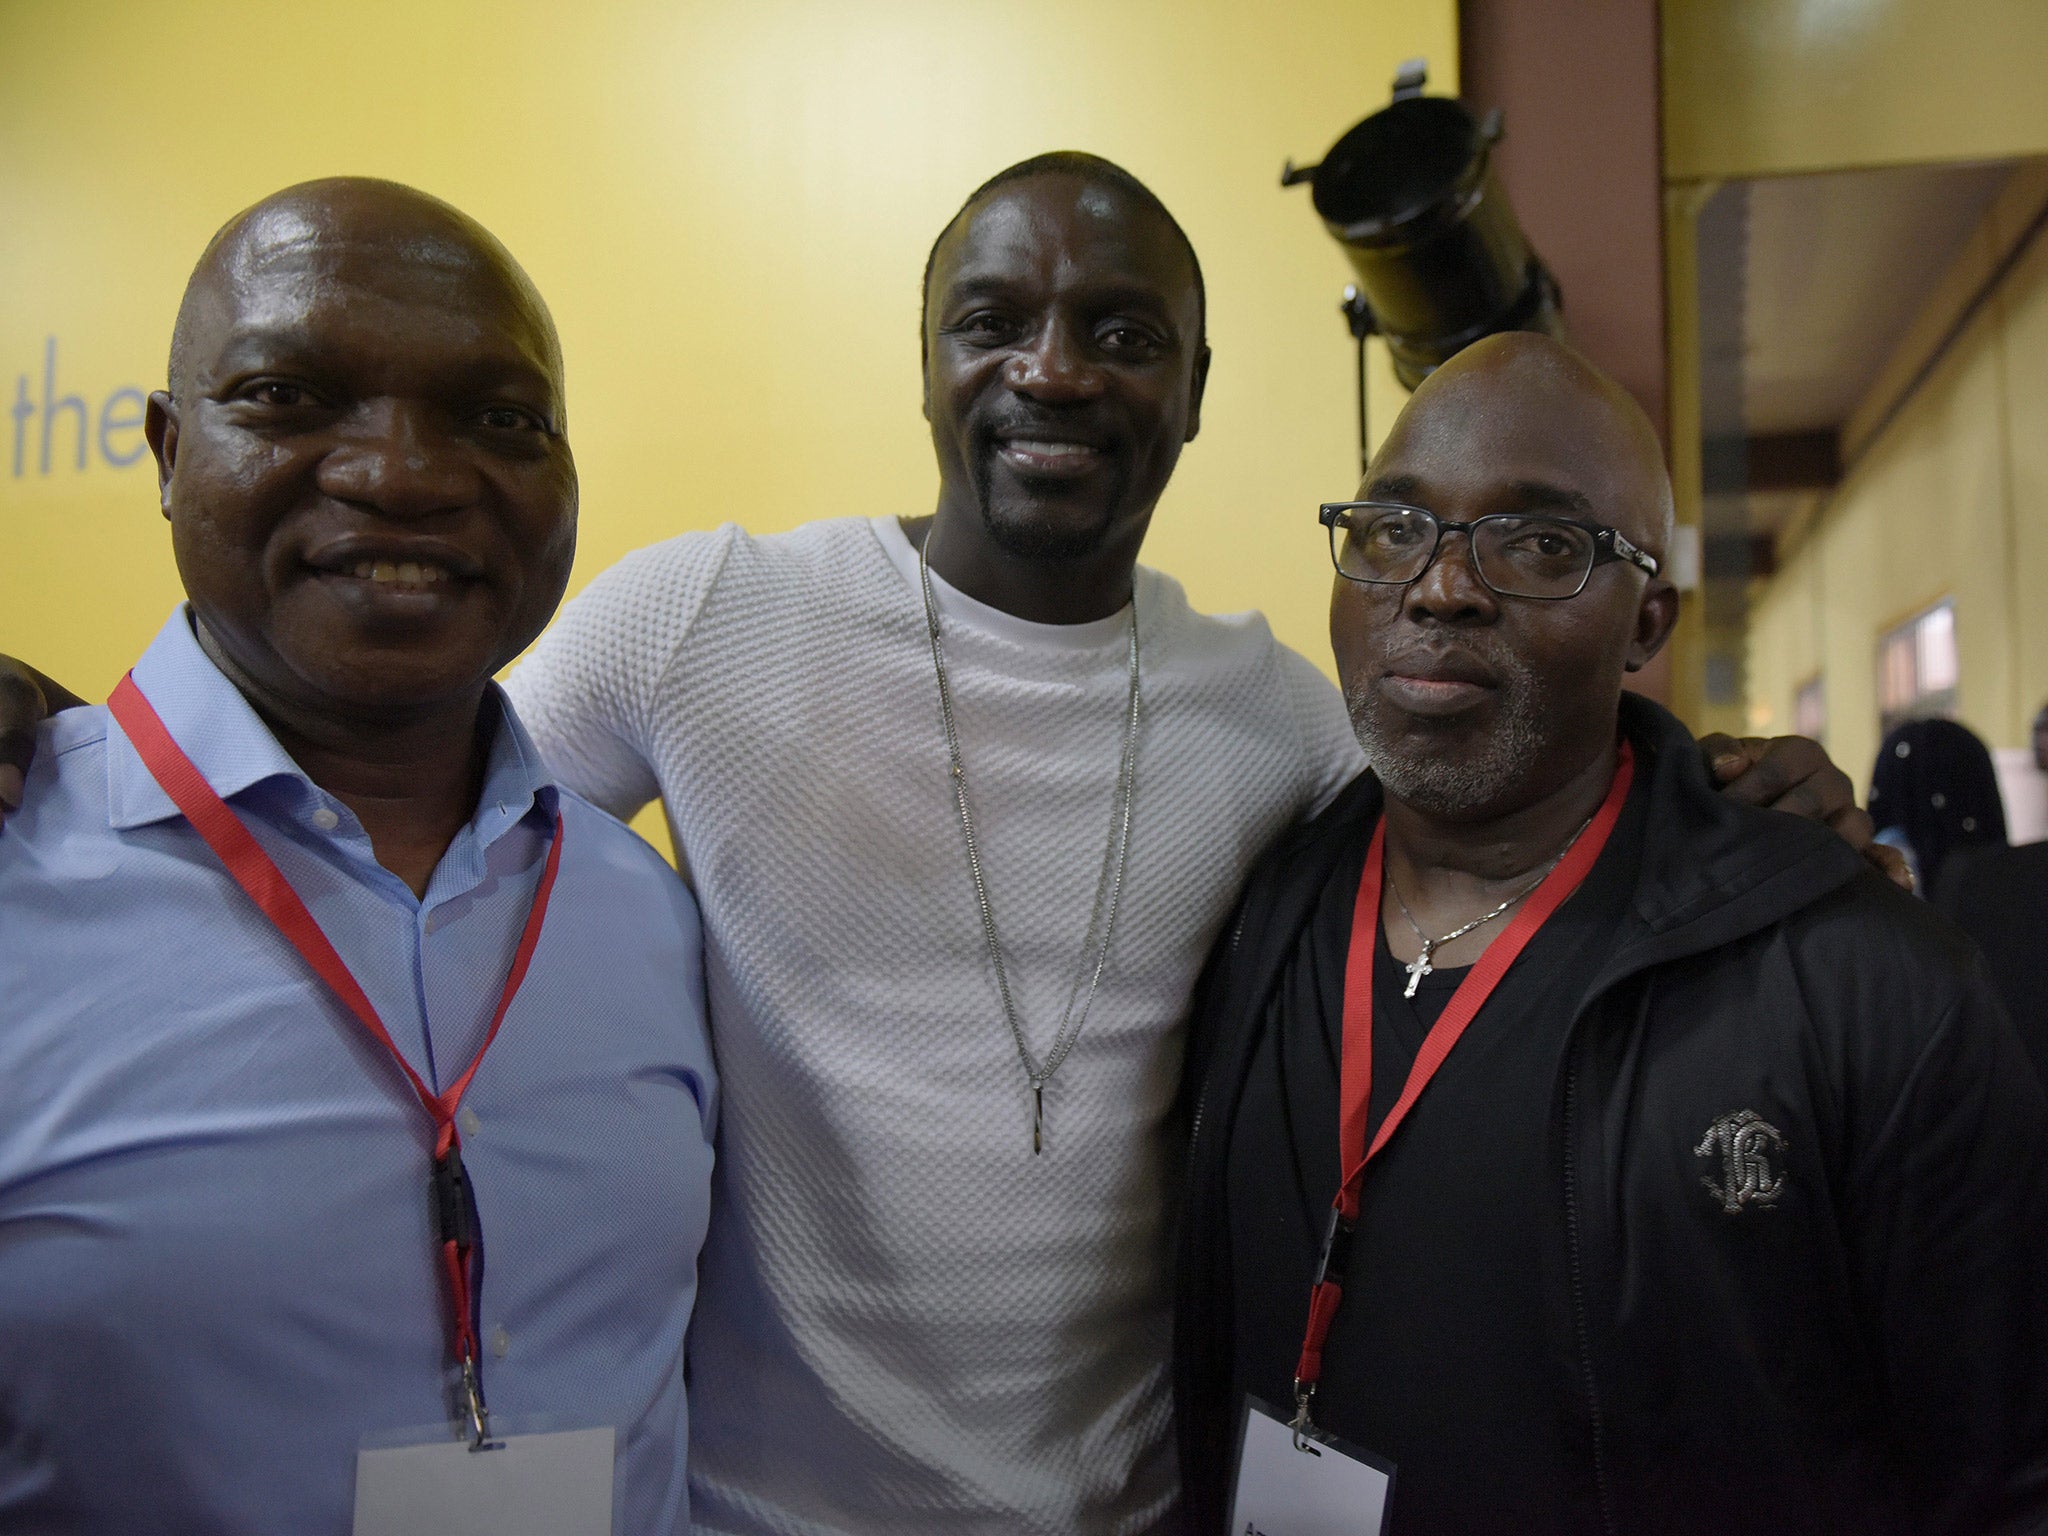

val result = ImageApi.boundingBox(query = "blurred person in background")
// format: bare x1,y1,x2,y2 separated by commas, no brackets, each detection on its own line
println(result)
1868,716,2008,897
1937,699,2048,1088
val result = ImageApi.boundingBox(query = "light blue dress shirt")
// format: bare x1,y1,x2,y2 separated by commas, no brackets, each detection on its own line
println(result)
0,610,717,1535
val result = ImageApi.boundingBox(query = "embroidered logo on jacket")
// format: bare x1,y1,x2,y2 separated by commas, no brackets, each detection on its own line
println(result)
1695,1109,1788,1213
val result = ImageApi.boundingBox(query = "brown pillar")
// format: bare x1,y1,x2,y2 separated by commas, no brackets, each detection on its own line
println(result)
1458,0,1677,706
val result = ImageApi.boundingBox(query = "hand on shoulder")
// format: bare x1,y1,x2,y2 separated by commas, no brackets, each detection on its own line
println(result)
0,657,84,824
1699,731,1910,891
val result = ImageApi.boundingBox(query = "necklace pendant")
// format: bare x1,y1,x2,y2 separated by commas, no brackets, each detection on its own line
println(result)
921,538,1139,1167
1403,945,1434,1000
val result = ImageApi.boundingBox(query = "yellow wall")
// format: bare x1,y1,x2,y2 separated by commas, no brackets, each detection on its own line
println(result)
1663,0,2048,181
0,1,1449,749
1746,200,2048,788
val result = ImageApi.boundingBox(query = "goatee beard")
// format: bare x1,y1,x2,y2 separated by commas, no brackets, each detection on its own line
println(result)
967,439,1126,562
1345,649,1551,820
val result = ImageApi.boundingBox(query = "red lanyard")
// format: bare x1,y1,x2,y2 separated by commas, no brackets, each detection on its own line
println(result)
108,672,564,1447
1289,742,1635,1436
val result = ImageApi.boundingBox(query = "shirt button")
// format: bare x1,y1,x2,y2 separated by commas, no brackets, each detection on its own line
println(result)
459,1106,482,1139
310,807,340,832
490,1325,512,1360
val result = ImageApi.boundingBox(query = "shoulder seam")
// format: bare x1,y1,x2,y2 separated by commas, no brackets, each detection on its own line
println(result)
640,524,741,742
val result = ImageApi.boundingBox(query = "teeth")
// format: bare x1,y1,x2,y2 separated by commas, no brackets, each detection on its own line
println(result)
347,560,449,585
1007,439,1094,457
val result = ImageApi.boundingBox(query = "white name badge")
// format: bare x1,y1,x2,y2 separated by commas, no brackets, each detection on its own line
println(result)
1230,1396,1395,1536
353,1426,616,1536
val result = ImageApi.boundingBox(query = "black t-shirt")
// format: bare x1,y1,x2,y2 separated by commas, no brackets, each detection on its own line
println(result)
1225,782,1649,1536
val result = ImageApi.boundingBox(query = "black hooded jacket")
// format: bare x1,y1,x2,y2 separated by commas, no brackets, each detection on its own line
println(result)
1174,696,2048,1535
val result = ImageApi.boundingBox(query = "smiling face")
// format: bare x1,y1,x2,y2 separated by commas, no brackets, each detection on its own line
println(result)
1331,333,1678,822
149,181,576,727
923,172,1208,566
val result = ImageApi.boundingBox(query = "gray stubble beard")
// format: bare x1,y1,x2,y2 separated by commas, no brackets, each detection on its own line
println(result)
1344,647,1552,821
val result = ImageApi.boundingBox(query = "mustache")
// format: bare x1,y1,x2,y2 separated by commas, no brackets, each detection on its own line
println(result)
975,410,1114,449
1374,637,1510,685
1344,631,1541,727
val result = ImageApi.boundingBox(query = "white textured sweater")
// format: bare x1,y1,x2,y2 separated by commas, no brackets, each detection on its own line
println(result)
505,517,1363,1535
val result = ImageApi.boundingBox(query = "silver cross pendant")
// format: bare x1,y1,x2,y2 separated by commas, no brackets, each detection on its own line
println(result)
1403,943,1435,1000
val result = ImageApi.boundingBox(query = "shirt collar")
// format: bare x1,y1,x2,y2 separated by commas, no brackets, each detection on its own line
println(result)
467,680,560,849
107,607,557,845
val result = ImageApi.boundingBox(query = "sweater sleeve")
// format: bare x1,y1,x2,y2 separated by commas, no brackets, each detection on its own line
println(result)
1276,641,1367,820
503,526,738,822
1847,966,2048,1534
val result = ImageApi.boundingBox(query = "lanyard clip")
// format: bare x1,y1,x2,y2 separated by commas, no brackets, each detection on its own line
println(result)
460,1353,494,1451
1288,1203,1353,1453
1288,1384,1320,1452
435,1148,493,1451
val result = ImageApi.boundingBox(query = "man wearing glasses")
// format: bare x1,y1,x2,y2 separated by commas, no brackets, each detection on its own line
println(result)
1173,332,2048,1536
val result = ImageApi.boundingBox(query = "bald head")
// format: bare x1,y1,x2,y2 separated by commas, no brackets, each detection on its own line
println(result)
1384,333,1671,561
1376,331,1673,558
167,178,562,418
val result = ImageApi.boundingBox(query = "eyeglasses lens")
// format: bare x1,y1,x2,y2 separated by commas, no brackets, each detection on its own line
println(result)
1474,518,1595,598
1334,508,1595,599
1335,507,1434,583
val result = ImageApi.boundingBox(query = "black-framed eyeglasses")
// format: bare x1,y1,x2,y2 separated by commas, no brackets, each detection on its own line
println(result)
1319,500,1661,601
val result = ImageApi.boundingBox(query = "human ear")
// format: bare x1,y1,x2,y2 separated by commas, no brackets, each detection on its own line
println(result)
144,391,179,519
918,308,935,422
1183,342,1212,442
1623,580,1680,672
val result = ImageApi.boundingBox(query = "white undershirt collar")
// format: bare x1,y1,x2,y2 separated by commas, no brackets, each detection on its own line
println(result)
870,515,1134,653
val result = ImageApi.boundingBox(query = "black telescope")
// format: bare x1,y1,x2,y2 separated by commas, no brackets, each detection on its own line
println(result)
1285,61,1562,463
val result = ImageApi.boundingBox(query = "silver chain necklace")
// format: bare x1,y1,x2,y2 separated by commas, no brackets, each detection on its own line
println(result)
918,531,1141,1155
1383,812,1596,999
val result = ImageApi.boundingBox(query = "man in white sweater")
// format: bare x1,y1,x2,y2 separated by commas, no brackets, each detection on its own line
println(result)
506,154,1334,1534
496,153,1874,1535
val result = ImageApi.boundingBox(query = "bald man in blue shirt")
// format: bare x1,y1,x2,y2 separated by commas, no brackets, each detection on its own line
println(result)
0,179,716,1534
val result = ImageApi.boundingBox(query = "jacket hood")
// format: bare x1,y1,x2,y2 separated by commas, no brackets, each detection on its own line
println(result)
1597,692,1867,982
